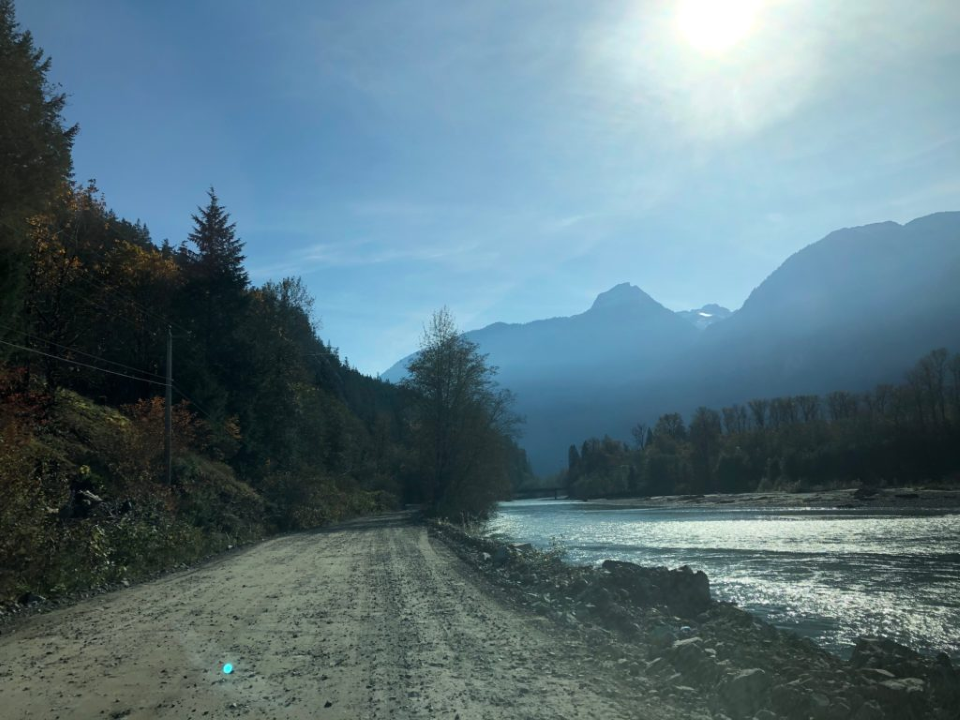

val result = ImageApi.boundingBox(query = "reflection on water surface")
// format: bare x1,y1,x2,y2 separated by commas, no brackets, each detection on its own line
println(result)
488,500,960,659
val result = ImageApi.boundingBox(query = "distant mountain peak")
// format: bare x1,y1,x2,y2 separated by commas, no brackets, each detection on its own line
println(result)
590,283,657,311
698,303,731,316
677,303,733,329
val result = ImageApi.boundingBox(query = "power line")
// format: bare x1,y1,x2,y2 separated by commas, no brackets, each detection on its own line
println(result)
173,384,216,420
0,321,166,380
1,317,216,421
62,285,150,334
0,338,168,386
73,272,171,326
61,285,205,355
72,272,192,336
64,280,202,358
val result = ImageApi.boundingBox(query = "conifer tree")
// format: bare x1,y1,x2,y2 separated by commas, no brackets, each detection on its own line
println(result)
183,187,248,291
0,0,78,320
176,188,250,416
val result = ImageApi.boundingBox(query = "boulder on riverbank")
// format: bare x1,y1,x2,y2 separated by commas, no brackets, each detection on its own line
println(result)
851,636,959,716
600,559,711,618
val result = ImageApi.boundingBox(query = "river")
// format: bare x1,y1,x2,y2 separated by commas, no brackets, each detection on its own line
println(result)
487,499,960,660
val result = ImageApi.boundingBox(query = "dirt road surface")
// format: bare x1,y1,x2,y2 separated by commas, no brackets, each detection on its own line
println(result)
0,513,679,719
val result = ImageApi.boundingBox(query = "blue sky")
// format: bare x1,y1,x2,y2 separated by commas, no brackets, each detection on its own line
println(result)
21,0,960,375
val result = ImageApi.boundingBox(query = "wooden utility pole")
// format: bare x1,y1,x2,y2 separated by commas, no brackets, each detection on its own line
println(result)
165,325,173,484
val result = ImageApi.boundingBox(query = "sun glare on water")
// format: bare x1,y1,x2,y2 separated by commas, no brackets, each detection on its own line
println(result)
679,0,760,54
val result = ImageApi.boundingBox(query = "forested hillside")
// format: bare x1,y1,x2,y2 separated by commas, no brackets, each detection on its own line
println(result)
0,0,528,603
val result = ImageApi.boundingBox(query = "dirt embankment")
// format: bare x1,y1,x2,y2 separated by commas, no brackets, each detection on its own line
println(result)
0,512,690,720
432,521,960,720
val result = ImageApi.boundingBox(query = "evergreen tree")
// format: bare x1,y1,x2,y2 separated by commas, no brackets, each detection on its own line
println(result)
689,406,722,492
176,188,250,414
0,0,78,320
183,187,248,290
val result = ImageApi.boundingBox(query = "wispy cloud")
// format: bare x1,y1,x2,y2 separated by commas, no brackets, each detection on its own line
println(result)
348,200,473,220
888,179,960,215
541,213,593,233
248,234,480,280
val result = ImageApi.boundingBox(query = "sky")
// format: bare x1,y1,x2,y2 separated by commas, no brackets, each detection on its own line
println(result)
20,0,960,375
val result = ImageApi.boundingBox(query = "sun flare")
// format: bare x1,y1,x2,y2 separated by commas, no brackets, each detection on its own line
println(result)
679,0,759,55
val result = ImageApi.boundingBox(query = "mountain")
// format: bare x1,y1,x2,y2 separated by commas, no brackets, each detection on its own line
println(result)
383,283,699,386
682,212,960,405
384,211,960,473
676,304,732,329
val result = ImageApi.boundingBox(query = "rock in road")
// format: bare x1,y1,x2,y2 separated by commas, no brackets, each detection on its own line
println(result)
0,512,680,719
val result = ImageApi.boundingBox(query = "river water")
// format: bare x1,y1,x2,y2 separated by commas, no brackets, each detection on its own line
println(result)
487,500,960,660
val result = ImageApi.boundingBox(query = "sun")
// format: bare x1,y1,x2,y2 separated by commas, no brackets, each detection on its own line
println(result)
679,0,760,55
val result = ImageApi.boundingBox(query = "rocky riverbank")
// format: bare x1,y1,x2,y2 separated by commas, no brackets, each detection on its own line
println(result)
587,486,960,511
431,520,960,720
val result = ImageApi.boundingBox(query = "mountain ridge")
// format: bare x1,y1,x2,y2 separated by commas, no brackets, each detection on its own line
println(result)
383,211,960,472
382,282,716,380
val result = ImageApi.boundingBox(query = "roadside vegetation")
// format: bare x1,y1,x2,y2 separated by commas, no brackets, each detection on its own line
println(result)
564,348,960,499
0,0,528,604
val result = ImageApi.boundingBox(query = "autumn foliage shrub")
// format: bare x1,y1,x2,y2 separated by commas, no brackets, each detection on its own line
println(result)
0,385,266,602
0,370,59,598
0,378,395,603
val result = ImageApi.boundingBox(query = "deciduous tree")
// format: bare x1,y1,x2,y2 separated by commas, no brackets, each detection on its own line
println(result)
403,308,519,518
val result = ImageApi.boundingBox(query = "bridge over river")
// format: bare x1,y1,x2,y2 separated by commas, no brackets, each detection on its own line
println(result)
512,486,566,500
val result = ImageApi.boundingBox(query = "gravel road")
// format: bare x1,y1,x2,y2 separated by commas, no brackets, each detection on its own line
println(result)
0,512,678,719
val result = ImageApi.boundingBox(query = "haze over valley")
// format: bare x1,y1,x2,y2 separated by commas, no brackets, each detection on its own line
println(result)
386,211,960,471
